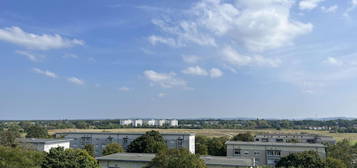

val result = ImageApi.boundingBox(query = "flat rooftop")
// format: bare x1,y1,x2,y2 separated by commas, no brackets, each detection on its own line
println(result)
255,133,333,138
96,153,254,166
226,141,326,148
17,138,70,144
56,132,195,136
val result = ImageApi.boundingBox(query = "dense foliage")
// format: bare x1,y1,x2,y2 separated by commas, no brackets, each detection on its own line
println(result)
83,144,95,156
195,135,228,156
127,130,167,153
145,149,207,168
231,132,254,141
276,151,347,168
0,146,45,168
25,125,49,138
326,139,356,168
0,127,21,147
102,143,124,155
41,147,99,168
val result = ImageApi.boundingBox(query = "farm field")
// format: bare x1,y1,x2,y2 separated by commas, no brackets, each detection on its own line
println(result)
49,128,357,143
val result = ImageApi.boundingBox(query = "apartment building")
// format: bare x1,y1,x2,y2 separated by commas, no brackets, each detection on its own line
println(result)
55,132,195,156
226,141,326,166
96,153,255,168
17,138,70,152
254,133,336,144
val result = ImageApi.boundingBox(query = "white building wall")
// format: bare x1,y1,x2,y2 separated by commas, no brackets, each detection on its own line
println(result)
43,142,70,152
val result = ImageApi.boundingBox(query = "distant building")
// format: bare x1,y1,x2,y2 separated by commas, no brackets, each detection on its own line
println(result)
120,120,132,126
226,141,326,166
96,153,255,168
155,119,167,127
132,120,143,127
254,133,336,144
18,138,70,152
168,119,178,127
144,119,156,126
55,132,195,156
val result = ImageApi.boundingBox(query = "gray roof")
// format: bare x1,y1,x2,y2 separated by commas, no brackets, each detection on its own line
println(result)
17,138,71,144
56,132,195,136
255,133,333,138
96,153,254,166
225,141,326,148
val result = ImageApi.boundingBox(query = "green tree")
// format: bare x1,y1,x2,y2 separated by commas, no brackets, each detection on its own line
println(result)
325,157,347,168
0,127,21,147
145,149,207,168
41,147,99,168
127,130,167,153
25,125,48,138
195,136,209,155
102,143,124,155
326,139,354,168
83,144,95,157
276,151,325,168
231,132,254,142
0,146,45,168
207,137,228,156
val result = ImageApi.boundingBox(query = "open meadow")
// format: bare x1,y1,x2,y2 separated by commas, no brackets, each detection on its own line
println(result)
49,128,357,143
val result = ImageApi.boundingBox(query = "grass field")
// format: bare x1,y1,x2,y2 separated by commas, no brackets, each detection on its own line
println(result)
49,128,357,143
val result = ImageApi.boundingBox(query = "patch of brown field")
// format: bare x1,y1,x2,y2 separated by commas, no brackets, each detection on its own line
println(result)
49,128,357,143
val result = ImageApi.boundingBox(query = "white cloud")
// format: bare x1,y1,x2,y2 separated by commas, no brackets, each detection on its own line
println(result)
182,55,201,64
158,93,167,98
32,68,57,78
151,0,312,52
0,26,84,50
144,70,186,88
343,0,357,17
222,46,281,67
67,77,84,85
15,50,45,62
210,68,223,78
182,66,208,76
148,35,177,47
324,57,343,66
119,87,130,92
299,0,325,10
63,53,79,59
321,5,338,13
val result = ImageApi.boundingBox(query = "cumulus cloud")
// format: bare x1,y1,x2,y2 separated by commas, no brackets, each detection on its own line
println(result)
150,0,312,52
182,55,201,64
32,68,57,78
119,87,130,92
67,77,84,85
148,35,178,47
144,70,186,88
210,68,223,78
324,57,343,66
321,5,338,13
182,66,208,76
222,46,281,67
0,26,84,50
343,0,357,17
15,50,45,62
299,0,325,10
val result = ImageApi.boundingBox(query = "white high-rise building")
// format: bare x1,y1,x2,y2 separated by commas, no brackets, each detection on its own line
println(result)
132,120,143,127
120,119,132,126
156,119,167,127
144,119,156,126
168,119,178,127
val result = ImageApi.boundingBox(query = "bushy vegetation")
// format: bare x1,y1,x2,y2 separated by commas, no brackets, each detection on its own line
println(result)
145,149,207,168
127,130,167,153
102,143,124,155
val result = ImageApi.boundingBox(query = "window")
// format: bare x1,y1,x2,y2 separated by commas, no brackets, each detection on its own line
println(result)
255,138,260,141
107,136,113,142
254,151,260,155
123,138,128,144
177,137,183,148
267,150,281,156
234,149,241,156
244,151,249,155
276,138,284,142
262,138,269,142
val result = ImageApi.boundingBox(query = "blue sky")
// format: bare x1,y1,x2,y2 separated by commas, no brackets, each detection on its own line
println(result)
1,0,357,120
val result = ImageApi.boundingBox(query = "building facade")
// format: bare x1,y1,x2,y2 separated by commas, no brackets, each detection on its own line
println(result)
254,133,336,144
226,141,326,166
96,153,255,168
55,132,195,156
18,138,70,152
